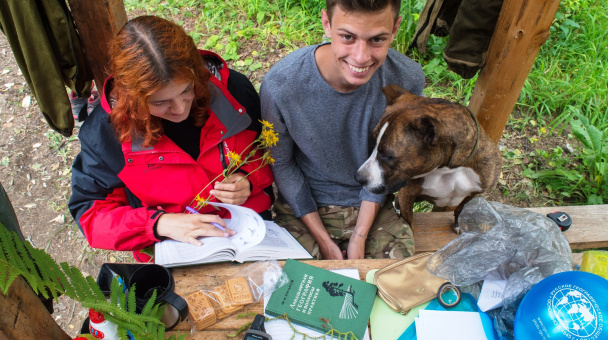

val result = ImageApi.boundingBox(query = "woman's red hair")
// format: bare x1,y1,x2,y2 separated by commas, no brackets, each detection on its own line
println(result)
108,16,210,146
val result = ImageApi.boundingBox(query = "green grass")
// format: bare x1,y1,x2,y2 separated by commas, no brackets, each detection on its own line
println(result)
125,0,607,205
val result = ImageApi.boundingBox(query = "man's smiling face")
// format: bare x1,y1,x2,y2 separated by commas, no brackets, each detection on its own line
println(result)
321,4,401,93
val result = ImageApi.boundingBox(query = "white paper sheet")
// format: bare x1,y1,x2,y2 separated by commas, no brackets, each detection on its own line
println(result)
416,310,487,340
477,271,507,312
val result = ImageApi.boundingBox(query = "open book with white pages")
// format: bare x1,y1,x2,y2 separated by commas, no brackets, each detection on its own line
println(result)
154,202,312,267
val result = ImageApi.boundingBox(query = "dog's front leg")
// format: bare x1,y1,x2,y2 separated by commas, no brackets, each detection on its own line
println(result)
396,186,419,227
453,194,478,234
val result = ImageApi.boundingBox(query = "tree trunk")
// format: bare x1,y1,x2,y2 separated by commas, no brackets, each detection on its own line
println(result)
469,0,561,142
0,276,71,339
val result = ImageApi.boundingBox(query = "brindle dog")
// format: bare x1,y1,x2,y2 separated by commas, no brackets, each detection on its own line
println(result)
355,84,501,232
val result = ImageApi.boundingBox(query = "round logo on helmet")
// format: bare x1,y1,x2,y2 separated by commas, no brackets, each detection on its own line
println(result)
515,271,607,340
549,285,600,337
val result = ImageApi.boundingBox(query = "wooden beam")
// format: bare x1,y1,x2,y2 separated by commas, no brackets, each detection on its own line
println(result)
412,204,608,253
469,0,561,142
66,0,128,90
0,276,71,340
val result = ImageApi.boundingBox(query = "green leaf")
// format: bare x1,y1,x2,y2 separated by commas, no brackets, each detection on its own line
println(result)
571,115,604,163
256,11,265,26
189,32,202,45
249,62,263,72
203,35,220,50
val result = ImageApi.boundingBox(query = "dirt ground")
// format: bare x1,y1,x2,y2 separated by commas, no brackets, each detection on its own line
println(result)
0,22,575,337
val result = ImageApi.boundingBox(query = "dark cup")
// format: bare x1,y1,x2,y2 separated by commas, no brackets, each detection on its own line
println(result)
127,264,188,330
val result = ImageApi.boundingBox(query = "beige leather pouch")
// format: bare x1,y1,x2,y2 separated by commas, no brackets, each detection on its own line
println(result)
374,252,447,314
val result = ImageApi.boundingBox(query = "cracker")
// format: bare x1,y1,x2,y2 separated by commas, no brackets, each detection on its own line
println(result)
210,284,243,319
184,290,216,330
226,277,254,305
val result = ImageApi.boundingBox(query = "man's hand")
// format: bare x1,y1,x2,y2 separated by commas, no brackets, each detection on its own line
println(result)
211,173,251,205
301,211,344,260
156,213,235,246
347,233,366,259
346,200,380,259
320,239,345,260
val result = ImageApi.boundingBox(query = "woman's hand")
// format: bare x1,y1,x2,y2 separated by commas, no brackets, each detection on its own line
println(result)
211,173,251,205
156,213,235,246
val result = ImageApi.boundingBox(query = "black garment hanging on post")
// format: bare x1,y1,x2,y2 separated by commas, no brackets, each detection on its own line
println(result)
411,0,503,79
0,0,93,136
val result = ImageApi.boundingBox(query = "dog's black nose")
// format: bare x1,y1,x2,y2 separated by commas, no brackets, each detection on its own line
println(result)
354,171,367,185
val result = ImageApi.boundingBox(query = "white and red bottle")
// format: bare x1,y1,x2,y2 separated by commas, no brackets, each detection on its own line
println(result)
88,309,119,339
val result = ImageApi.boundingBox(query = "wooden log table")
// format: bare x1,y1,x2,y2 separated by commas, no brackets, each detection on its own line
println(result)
168,259,397,339
167,203,606,338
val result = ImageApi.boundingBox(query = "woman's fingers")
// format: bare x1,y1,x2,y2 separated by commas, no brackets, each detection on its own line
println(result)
157,213,235,244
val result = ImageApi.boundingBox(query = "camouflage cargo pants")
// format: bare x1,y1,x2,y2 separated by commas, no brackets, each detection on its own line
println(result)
273,196,415,260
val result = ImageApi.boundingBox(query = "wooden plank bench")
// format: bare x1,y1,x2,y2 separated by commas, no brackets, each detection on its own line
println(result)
413,205,608,253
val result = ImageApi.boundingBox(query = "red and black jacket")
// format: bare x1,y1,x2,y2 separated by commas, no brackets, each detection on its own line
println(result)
69,51,274,259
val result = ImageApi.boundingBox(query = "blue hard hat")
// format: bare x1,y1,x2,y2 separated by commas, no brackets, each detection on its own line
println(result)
514,271,608,339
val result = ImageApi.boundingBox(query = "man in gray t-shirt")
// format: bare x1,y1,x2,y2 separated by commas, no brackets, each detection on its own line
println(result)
260,0,425,260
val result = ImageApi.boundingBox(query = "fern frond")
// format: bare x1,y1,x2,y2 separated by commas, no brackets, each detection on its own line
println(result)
127,282,137,314
69,264,97,302
60,262,87,301
0,226,28,276
140,288,156,316
0,262,20,295
87,275,106,301
27,244,58,298
110,277,121,306
31,246,64,299
14,233,39,289
0,224,167,340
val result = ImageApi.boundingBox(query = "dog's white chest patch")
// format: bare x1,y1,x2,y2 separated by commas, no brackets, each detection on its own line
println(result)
418,167,482,207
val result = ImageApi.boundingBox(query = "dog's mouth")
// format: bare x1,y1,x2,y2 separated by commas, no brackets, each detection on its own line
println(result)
367,185,388,195
386,179,409,195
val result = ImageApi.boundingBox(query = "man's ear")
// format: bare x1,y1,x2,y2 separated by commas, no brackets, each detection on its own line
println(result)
321,9,332,38
391,16,402,41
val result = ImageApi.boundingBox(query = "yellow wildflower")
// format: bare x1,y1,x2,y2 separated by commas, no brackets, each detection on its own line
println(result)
265,156,275,166
261,129,279,147
260,120,274,129
228,151,242,166
194,195,209,208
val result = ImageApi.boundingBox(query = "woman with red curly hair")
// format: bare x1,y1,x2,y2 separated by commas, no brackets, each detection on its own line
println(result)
69,16,274,262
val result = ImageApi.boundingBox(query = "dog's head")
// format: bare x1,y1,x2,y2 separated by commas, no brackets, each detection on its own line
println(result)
355,84,476,194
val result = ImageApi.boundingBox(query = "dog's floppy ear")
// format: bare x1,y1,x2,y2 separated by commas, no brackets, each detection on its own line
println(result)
412,117,437,145
382,84,415,105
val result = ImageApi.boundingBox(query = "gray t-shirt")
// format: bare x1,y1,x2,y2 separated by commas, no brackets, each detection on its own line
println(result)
260,43,425,217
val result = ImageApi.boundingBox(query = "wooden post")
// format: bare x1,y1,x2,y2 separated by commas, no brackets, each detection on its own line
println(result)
468,0,561,143
0,276,71,339
66,0,128,90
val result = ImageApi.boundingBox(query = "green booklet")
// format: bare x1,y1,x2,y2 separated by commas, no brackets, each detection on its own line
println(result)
266,259,377,339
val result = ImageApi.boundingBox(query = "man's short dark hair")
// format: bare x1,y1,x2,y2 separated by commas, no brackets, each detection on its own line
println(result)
326,0,401,22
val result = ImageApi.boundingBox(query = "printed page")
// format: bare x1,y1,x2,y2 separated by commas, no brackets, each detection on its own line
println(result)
154,236,235,266
206,202,266,250
236,221,312,262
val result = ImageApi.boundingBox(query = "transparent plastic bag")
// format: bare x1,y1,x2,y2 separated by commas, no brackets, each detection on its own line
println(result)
426,197,573,339
184,260,288,332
